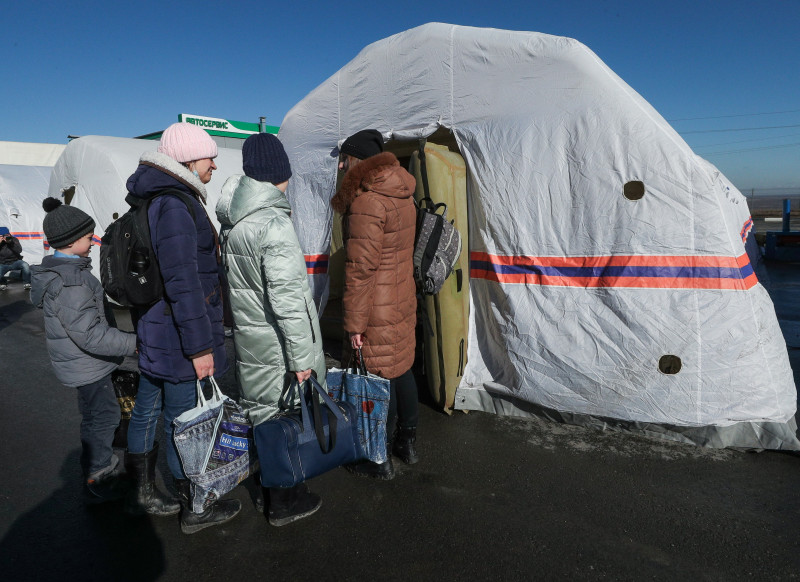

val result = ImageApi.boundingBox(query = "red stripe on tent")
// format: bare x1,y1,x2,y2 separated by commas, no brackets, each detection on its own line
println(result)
471,251,748,270
740,217,754,242
41,235,102,250
471,252,758,290
305,254,329,275
471,269,758,290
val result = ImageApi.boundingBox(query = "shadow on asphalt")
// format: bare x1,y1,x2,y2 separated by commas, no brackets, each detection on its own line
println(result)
0,451,165,581
0,298,36,332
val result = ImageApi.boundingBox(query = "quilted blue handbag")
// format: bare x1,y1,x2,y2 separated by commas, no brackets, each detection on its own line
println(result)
254,375,366,488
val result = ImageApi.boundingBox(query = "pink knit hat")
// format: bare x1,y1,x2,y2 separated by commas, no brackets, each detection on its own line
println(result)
158,122,218,162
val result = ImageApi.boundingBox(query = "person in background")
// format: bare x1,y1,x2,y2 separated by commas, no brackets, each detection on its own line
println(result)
30,198,137,501
216,132,325,526
331,129,420,479
0,226,31,291
124,122,237,534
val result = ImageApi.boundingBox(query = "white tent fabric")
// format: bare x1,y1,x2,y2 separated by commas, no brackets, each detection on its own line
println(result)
278,23,798,450
48,136,243,281
0,141,65,167
0,164,52,266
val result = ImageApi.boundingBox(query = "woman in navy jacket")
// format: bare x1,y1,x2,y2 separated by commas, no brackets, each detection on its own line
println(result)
124,122,238,534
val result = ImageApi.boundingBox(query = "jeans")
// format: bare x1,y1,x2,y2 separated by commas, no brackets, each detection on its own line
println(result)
75,374,120,479
127,373,197,479
0,260,31,283
387,368,419,435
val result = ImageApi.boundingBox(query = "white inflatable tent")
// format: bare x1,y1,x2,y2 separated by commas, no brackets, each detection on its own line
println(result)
279,23,798,450
0,141,66,266
48,135,243,281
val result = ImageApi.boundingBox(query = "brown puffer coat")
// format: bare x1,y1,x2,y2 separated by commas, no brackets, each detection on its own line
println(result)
331,152,417,379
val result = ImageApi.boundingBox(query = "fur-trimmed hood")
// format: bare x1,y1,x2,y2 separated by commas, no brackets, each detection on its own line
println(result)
126,150,209,203
331,152,415,214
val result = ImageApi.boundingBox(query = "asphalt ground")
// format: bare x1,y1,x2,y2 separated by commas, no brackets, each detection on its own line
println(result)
1,260,800,581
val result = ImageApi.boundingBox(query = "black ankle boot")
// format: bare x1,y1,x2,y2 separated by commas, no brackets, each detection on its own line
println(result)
124,443,180,516
346,458,396,480
175,478,242,535
392,426,419,465
267,483,322,526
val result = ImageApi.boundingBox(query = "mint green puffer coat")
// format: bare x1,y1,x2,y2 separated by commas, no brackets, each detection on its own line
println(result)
216,175,325,425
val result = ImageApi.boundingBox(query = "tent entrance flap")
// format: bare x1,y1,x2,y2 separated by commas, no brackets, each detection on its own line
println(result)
408,140,470,413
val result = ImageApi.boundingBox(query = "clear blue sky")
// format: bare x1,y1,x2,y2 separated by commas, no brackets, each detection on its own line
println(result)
2,0,798,192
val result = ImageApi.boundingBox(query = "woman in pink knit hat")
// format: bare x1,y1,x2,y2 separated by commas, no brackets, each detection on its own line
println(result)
123,122,239,534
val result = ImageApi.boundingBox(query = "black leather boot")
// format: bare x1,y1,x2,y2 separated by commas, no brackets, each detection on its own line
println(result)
392,426,419,465
124,443,180,516
175,478,241,535
267,483,322,526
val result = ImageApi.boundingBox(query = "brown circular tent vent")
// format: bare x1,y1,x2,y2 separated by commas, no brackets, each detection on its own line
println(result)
623,181,645,200
658,355,682,374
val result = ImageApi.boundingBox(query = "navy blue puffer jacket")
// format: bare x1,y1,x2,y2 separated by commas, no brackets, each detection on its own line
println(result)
126,151,228,382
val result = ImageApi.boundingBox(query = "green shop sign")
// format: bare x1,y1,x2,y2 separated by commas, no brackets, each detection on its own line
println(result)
178,114,278,137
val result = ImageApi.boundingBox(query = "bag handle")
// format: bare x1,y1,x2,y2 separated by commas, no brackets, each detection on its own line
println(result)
349,346,368,376
194,376,223,410
292,375,345,455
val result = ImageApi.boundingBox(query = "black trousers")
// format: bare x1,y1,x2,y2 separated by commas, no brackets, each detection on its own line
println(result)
386,368,419,436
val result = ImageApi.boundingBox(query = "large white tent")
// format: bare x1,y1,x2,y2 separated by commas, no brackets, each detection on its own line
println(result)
0,141,66,266
278,23,798,450
48,135,243,280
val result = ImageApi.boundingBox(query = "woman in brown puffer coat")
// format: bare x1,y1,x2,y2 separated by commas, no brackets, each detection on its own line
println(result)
331,129,419,480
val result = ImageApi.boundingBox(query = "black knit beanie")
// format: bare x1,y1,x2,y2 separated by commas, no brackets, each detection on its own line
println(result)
242,133,292,184
42,197,96,249
340,129,384,160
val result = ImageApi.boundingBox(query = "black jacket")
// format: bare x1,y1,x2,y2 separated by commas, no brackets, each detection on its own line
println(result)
0,235,23,265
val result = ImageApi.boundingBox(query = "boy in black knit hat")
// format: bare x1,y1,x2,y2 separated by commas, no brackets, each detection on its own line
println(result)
30,197,137,502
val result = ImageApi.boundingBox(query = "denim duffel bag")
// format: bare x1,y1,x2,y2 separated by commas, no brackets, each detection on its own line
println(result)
173,377,253,514
254,375,365,488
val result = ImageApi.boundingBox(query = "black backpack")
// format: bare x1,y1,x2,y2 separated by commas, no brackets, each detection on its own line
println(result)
100,190,195,307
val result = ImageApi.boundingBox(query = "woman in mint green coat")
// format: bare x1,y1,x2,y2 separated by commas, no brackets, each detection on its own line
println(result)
216,133,325,527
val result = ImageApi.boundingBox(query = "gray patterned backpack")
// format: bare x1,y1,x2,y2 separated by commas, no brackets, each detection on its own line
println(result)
413,196,462,295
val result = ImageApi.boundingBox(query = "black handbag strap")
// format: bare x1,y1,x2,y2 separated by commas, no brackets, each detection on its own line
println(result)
309,381,337,454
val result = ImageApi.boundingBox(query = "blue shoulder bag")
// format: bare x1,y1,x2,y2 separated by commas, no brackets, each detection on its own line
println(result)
254,375,366,488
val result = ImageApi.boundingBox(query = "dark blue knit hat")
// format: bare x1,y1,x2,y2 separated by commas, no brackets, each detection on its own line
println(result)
242,133,292,184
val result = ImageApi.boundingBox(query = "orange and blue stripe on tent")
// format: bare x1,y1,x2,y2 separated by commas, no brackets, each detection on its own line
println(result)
9,231,44,241
305,254,329,275
740,217,754,243
470,252,758,290
18,232,102,250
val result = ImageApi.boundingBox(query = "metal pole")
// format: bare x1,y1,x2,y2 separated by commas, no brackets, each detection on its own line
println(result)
259,117,266,133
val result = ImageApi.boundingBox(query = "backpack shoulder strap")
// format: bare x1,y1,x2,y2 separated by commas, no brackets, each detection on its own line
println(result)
417,138,431,200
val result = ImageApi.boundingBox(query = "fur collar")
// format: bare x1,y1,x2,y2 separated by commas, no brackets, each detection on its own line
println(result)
139,151,209,203
331,152,400,214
